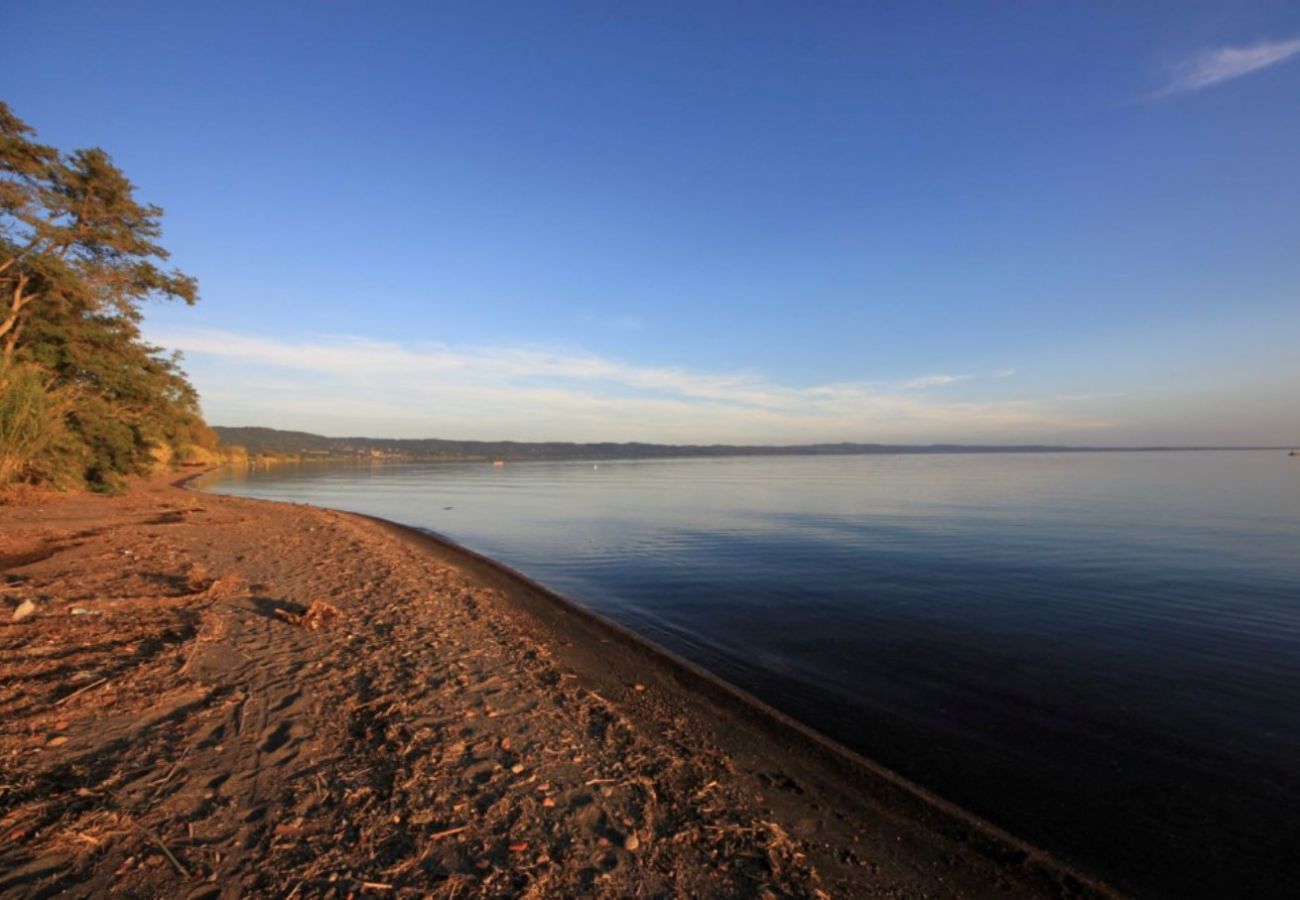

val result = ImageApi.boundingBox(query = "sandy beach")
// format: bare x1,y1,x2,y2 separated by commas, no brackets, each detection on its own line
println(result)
0,470,1115,898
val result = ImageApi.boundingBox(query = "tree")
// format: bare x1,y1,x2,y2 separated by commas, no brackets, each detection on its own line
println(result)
0,101,212,488
1,102,197,362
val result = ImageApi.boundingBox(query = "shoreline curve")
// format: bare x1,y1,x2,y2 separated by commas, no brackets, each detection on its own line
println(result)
185,467,1119,898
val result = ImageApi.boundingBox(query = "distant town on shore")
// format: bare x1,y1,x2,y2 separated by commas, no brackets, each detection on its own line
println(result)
215,426,1289,464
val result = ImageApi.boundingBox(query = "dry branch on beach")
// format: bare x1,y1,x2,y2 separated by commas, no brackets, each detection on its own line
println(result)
273,599,344,630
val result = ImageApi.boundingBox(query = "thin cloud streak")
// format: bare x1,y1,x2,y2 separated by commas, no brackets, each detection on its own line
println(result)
1156,36,1300,97
153,326,1108,443
900,373,974,390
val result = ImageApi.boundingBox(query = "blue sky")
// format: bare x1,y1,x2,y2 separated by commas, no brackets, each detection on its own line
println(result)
4,1,1298,444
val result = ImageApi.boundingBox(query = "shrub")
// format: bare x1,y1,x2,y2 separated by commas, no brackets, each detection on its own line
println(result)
0,363,77,487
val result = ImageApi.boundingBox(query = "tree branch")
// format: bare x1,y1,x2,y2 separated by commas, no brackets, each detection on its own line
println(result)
0,273,37,341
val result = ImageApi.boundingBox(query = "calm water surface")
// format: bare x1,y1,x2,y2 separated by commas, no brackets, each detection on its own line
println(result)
203,451,1300,897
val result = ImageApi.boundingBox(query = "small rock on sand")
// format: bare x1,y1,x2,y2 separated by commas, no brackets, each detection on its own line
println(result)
12,599,36,622
623,832,641,852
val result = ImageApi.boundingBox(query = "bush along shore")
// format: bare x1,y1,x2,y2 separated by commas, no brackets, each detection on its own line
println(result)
0,469,1118,898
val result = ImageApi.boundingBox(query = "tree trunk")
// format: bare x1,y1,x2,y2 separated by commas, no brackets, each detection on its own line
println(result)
2,319,21,365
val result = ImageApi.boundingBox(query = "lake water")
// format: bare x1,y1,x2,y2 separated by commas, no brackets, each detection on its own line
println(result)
201,451,1300,897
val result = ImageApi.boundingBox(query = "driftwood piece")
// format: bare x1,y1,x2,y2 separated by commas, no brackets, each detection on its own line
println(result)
274,600,343,630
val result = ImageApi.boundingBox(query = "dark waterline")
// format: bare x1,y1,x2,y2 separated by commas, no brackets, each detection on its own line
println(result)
201,451,1300,897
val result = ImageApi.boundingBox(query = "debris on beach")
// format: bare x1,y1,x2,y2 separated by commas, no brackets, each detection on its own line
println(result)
274,599,343,629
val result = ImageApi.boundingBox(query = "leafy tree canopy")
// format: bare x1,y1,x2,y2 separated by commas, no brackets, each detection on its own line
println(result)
0,101,214,490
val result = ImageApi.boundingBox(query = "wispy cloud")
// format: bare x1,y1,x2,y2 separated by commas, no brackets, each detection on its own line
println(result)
899,373,974,390
152,326,1106,443
1155,36,1300,97
900,369,1015,389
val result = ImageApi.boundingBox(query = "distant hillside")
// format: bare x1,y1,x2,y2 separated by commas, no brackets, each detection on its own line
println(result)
213,426,1225,462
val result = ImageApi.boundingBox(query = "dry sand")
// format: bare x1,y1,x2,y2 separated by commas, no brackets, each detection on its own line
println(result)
0,470,1117,898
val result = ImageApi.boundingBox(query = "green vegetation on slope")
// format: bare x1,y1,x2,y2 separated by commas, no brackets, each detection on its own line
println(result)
0,101,214,491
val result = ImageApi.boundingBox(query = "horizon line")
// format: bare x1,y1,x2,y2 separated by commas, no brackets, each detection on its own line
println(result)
212,425,1297,454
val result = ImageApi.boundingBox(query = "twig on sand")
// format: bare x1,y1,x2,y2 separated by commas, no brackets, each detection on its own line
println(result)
150,760,184,788
584,777,618,786
275,600,343,630
146,751,190,803
236,685,251,736
360,881,393,892
54,676,107,707
692,780,720,800
127,819,189,879
426,824,468,841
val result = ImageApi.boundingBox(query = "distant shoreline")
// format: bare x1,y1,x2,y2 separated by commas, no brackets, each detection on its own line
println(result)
214,425,1294,464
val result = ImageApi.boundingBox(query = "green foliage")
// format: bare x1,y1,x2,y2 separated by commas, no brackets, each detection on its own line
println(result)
0,363,78,487
0,101,209,489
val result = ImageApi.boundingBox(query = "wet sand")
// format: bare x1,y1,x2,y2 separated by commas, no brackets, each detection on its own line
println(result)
0,470,1117,898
